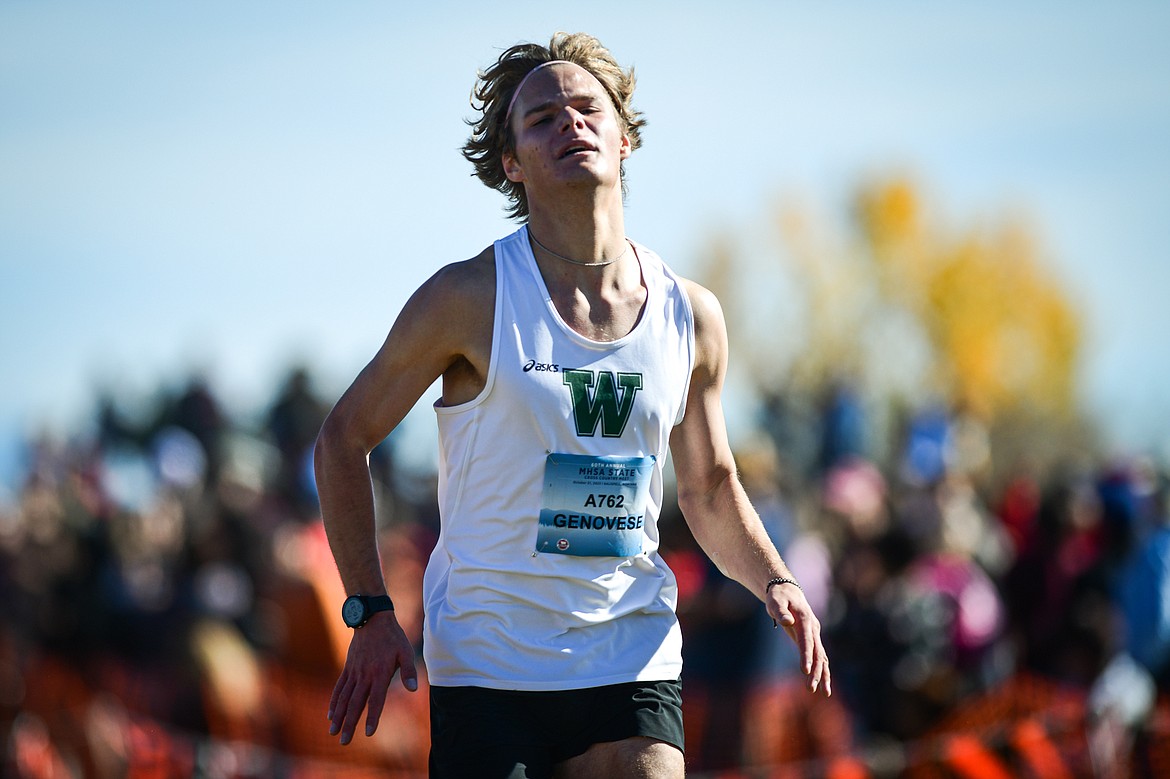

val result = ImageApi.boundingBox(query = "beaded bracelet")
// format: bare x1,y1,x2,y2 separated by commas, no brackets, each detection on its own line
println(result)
766,577,801,628
767,576,801,592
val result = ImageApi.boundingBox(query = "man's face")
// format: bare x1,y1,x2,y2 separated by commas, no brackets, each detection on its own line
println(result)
502,63,631,198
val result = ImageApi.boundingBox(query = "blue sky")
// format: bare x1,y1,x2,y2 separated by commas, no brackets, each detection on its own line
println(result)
2,2,1169,472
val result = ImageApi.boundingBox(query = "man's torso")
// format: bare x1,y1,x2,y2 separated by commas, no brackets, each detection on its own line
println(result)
421,226,695,690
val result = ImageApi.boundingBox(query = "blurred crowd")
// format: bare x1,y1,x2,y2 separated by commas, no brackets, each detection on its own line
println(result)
2,369,1169,777
669,385,1170,776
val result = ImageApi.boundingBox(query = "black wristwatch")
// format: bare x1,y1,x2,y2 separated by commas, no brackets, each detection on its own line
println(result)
342,594,395,628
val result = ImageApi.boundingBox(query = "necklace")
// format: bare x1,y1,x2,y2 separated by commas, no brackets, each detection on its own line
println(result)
528,228,629,268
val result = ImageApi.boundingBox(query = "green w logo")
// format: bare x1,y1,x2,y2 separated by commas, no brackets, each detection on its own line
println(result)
563,369,643,437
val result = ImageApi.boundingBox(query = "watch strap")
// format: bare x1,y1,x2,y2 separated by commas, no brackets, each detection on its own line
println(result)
365,594,395,614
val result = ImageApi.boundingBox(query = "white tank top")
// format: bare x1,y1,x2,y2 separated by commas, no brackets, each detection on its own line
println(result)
421,226,695,690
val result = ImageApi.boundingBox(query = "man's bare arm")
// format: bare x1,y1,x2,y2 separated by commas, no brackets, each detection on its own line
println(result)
668,279,831,696
315,250,494,743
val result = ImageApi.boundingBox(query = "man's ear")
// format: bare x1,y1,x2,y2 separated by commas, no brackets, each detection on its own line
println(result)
502,150,525,183
618,132,632,161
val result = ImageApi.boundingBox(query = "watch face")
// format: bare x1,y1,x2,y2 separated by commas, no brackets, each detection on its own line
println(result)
342,597,366,627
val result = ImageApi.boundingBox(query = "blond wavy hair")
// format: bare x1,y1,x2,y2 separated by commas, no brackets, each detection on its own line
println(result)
462,32,646,220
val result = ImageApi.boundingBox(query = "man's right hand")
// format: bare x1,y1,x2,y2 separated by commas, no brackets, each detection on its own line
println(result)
327,611,418,745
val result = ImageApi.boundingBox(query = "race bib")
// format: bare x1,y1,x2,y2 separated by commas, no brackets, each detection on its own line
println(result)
535,453,655,557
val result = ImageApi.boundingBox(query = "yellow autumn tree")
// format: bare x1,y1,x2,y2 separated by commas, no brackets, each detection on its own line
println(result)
855,178,1082,420
693,176,1089,470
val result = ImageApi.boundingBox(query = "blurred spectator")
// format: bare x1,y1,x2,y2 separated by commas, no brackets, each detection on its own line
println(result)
1005,464,1107,680
1119,475,1170,688
265,366,328,518
995,459,1043,557
818,381,868,471
162,375,227,483
899,403,952,487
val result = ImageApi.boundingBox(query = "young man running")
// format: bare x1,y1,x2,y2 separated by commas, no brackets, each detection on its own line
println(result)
316,32,830,779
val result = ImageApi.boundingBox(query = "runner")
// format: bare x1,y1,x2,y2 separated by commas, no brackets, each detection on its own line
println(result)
315,31,831,778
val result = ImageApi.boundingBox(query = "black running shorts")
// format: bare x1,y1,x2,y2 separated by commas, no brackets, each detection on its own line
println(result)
428,678,685,779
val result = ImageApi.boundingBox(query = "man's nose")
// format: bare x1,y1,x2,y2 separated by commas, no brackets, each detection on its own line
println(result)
559,107,586,132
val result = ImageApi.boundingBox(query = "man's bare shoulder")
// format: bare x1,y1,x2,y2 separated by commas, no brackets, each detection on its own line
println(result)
394,245,496,377
676,276,725,332
674,276,728,381
421,245,496,310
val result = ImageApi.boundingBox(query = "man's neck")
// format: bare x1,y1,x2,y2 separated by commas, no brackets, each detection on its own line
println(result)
524,192,645,341
526,192,627,266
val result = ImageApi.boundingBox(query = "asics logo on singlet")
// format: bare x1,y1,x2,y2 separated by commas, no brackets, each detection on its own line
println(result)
523,359,560,373
563,369,643,438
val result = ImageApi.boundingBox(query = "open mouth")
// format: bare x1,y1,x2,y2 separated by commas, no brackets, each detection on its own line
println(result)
558,143,593,159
